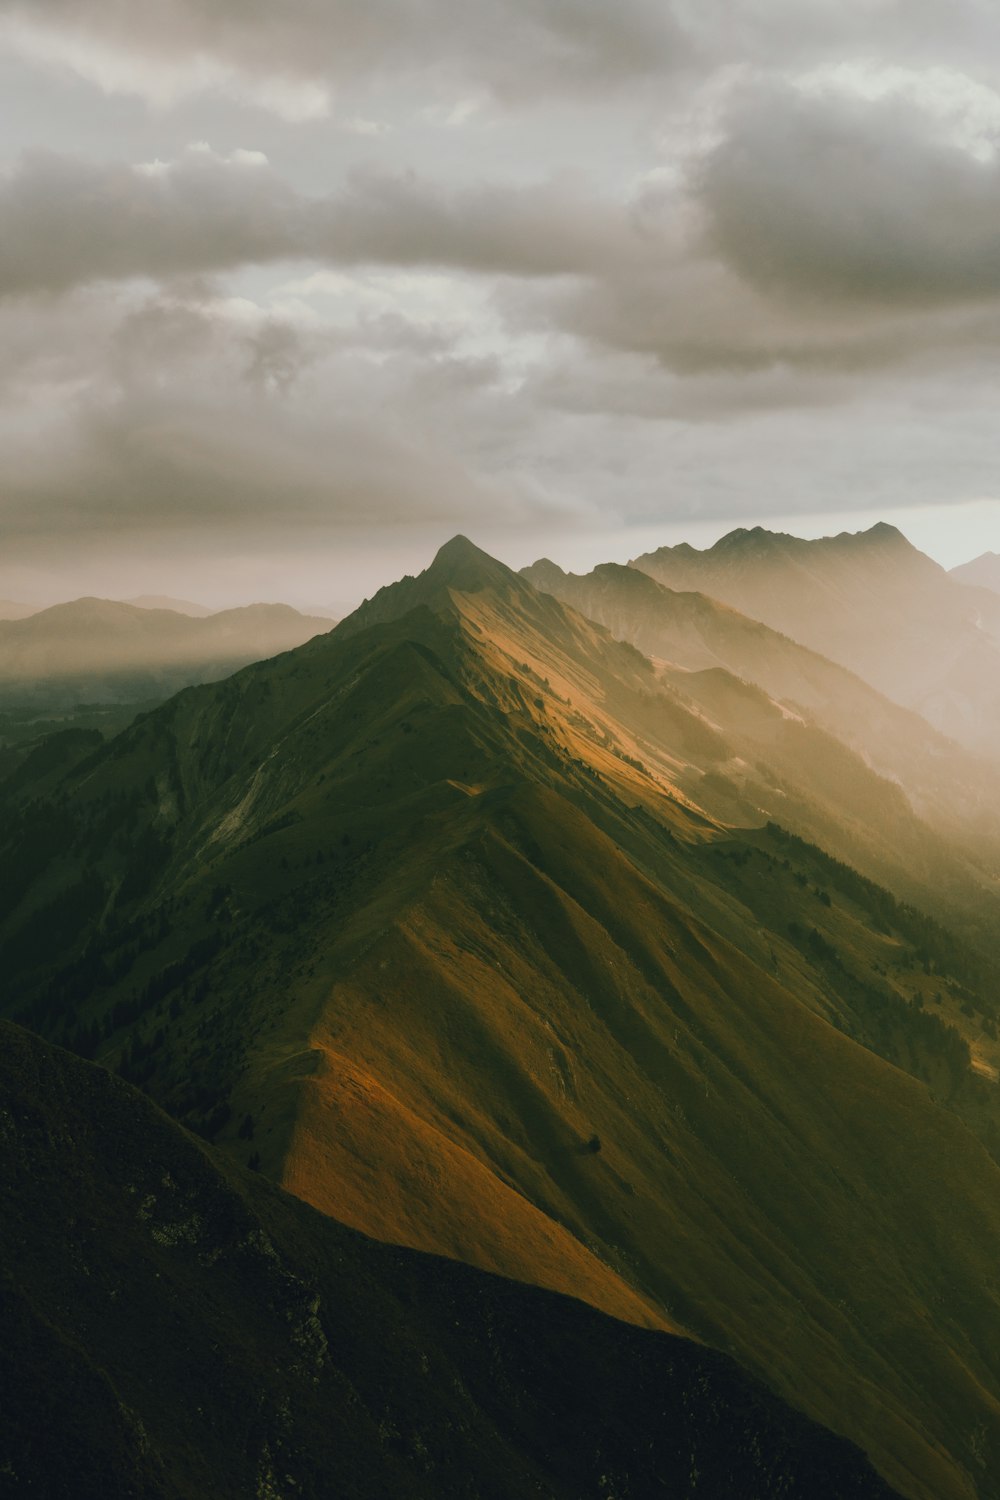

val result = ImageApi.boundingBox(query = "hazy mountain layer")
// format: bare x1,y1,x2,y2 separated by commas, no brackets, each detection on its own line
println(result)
630,523,1000,757
123,594,214,616
951,552,1000,594
0,600,38,621
0,597,331,707
4,540,1000,1498
522,555,1000,927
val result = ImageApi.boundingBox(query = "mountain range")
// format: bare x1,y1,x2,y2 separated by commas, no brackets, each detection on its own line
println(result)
520,555,1000,919
0,597,331,708
5,532,1000,1498
630,524,1000,759
122,594,215,617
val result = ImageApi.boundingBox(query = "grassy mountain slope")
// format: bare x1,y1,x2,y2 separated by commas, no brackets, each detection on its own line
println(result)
523,557,1000,957
521,556,1000,852
1,1021,900,1500
4,540,1000,1497
630,523,1000,757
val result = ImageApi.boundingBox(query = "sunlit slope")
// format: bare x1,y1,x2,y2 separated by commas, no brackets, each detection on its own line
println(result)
630,523,1000,757
522,556,1000,854
522,556,1000,953
2,1022,901,1500
5,539,1000,1496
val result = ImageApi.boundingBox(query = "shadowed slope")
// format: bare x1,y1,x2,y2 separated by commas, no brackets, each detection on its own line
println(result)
0,1021,900,1500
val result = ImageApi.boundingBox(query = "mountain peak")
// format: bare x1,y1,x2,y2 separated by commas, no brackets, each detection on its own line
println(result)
430,533,491,568
334,534,523,640
858,521,908,547
520,557,567,591
710,526,784,555
425,534,515,592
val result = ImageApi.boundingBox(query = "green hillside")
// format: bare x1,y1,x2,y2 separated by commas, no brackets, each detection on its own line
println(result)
4,539,1000,1498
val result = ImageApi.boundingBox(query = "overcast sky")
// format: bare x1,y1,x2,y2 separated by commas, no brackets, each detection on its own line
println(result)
2,0,1000,609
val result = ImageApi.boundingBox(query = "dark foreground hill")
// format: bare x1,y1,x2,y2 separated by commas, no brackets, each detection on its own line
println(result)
5,538,1000,1499
0,1021,899,1500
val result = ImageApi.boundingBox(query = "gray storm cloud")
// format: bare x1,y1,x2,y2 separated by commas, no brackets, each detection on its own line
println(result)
700,86,1000,305
0,0,688,99
0,284,567,560
0,148,649,297
6,0,1000,90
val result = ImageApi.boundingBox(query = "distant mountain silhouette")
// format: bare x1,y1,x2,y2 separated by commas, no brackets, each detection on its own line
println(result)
123,593,214,616
951,550,1000,594
0,599,39,621
631,524,1000,758
0,597,331,706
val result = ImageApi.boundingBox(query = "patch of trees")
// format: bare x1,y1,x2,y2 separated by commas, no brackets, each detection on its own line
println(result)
0,803,78,919
786,921,838,965
0,867,107,976
766,822,996,1002
846,979,972,1096
783,916,971,1095
118,827,174,904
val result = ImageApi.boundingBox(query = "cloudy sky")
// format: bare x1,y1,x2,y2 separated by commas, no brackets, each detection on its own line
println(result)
2,0,1000,609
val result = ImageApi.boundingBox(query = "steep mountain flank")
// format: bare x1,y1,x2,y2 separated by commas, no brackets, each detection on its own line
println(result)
1,1021,900,1500
521,555,1000,935
3,539,1000,1498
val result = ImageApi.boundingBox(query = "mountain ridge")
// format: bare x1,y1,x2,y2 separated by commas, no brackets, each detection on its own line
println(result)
629,524,1000,757
5,540,1000,1496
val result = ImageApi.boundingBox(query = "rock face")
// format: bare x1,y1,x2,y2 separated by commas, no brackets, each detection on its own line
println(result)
0,1020,900,1500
